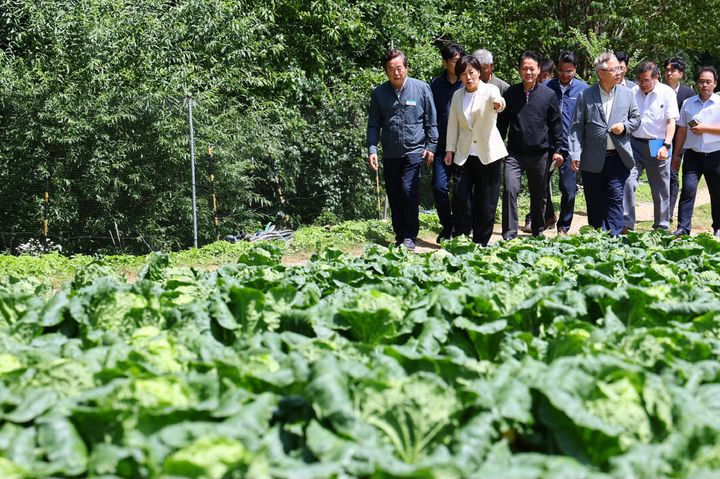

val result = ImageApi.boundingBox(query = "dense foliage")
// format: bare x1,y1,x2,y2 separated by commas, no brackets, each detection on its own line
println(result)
2,0,719,251
3,231,720,477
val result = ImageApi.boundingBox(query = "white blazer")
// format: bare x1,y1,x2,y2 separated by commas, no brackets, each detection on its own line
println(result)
446,82,508,165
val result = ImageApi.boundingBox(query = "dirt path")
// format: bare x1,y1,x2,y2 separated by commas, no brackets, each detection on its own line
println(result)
413,186,712,253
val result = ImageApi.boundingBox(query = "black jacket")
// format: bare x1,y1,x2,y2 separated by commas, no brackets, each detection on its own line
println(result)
430,71,463,153
672,83,695,150
498,82,562,156
675,83,695,111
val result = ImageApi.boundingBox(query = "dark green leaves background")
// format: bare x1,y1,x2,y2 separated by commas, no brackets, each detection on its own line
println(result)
1,0,719,251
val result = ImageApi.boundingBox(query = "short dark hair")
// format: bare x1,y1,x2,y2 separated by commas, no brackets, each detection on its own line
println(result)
696,66,718,82
441,43,465,61
455,55,482,78
383,49,408,69
540,58,555,74
664,57,686,73
519,51,541,68
557,50,578,67
615,51,630,65
635,61,659,78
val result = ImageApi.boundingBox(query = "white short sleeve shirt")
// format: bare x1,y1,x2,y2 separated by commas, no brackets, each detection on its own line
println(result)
678,93,720,153
632,82,680,140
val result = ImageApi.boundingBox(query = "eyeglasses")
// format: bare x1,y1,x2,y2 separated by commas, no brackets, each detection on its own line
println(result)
599,66,622,73
698,80,715,85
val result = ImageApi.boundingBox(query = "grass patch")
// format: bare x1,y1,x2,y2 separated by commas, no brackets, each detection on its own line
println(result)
0,241,255,287
3,178,712,286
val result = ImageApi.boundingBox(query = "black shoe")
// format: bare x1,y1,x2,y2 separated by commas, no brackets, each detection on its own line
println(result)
436,228,452,243
672,229,687,237
519,221,532,234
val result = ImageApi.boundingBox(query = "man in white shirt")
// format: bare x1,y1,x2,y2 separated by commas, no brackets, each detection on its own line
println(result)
672,66,720,236
623,62,679,231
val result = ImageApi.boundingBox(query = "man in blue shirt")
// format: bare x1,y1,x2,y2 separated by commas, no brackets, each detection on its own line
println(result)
430,43,465,242
543,51,589,234
367,49,438,250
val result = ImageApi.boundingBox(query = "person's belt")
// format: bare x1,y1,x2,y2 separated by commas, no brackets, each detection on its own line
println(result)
632,137,651,143
606,149,620,156
689,149,720,158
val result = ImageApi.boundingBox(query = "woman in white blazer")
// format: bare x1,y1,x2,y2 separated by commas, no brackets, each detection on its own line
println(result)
444,55,508,245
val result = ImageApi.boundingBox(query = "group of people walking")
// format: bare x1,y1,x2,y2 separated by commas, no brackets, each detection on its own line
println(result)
366,45,720,250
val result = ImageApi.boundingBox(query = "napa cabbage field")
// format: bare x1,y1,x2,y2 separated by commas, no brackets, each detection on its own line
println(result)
2,229,720,478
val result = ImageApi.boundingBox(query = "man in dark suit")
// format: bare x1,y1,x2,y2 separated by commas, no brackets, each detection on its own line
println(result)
430,43,465,242
569,52,640,236
498,51,563,239
664,57,695,224
473,49,510,96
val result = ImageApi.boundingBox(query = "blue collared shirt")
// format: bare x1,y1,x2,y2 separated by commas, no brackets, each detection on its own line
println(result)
367,77,438,158
545,77,589,151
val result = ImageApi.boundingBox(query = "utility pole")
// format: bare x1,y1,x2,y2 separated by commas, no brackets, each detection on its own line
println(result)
187,93,198,248
208,145,220,241
43,173,49,252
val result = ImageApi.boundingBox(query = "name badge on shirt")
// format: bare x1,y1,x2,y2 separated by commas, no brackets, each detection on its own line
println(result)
405,99,417,106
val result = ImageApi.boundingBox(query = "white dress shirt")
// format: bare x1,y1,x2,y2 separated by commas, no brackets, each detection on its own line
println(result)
632,82,679,140
678,93,720,153
463,90,478,156
600,86,616,150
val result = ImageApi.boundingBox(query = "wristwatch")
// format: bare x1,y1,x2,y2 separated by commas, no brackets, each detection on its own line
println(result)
663,143,672,149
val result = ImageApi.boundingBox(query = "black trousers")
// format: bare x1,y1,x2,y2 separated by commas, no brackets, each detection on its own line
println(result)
677,149,720,234
502,151,548,239
453,156,501,246
383,154,422,242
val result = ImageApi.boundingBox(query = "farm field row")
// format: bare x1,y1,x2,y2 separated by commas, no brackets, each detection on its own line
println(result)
2,230,720,478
